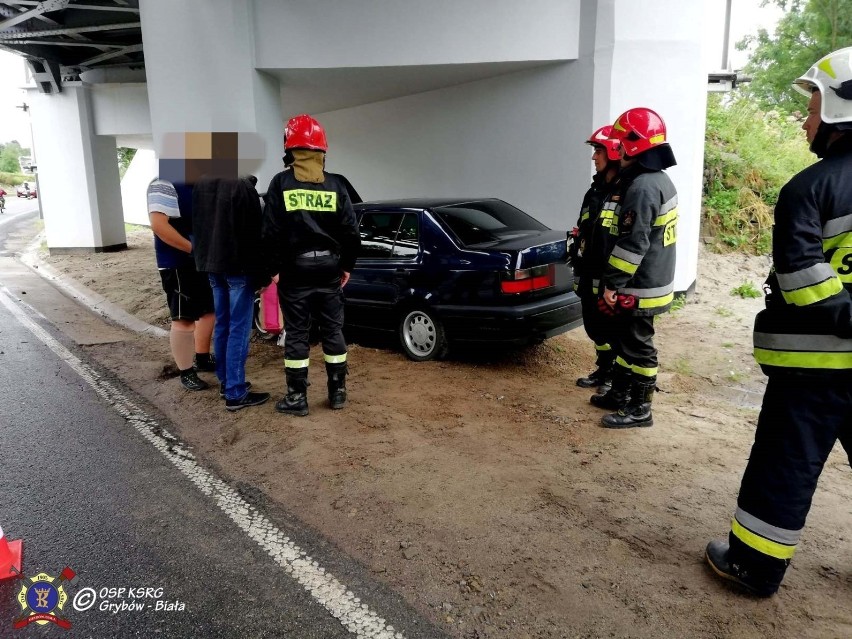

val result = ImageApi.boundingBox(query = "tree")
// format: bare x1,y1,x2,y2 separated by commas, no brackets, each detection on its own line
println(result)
117,147,137,179
0,140,31,174
739,0,852,115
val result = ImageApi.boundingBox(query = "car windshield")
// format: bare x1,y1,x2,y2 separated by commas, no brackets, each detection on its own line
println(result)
433,200,548,247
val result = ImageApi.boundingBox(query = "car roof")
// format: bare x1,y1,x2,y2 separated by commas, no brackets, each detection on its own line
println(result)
354,198,502,211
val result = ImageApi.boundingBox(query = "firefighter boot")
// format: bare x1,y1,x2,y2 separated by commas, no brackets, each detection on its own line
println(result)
705,540,783,597
576,350,615,392
589,363,630,410
326,362,347,410
275,373,309,416
601,375,655,428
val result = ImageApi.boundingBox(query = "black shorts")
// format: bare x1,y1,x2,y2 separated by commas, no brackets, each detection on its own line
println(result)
159,267,215,322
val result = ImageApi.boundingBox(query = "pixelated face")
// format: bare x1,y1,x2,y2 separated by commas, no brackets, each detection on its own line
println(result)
158,132,265,183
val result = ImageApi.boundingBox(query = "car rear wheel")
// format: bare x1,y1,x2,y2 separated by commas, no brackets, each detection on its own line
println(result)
399,307,448,361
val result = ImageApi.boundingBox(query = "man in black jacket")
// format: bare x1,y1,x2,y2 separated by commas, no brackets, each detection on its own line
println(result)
706,46,852,597
192,134,271,411
572,125,621,393
262,115,361,416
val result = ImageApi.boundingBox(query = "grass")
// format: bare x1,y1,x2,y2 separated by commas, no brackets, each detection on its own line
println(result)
673,357,693,376
703,94,814,255
727,370,746,383
730,281,762,299
669,294,687,312
715,306,734,318
125,223,148,232
722,342,735,348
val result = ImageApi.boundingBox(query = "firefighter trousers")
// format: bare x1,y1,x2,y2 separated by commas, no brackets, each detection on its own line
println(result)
609,314,657,379
278,282,347,385
728,375,852,588
580,294,615,367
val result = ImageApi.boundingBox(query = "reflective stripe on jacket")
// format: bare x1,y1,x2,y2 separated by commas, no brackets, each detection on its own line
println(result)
753,135,852,376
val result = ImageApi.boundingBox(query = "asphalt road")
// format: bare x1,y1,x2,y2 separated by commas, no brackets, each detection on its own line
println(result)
0,212,443,638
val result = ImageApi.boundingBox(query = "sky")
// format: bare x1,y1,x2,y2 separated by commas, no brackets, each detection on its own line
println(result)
0,1,785,148
0,50,31,149
704,0,785,71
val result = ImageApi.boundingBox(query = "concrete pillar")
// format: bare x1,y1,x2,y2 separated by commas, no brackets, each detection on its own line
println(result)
139,0,283,189
587,0,707,293
26,83,127,254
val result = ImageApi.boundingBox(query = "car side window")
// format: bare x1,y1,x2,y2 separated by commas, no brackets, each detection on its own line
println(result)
392,213,419,257
358,212,403,259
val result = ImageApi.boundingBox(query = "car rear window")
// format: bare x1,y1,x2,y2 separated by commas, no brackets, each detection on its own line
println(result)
433,200,548,247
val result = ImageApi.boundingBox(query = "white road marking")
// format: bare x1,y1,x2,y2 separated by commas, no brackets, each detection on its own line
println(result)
0,287,405,639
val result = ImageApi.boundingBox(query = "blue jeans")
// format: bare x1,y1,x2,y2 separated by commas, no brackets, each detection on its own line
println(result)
208,274,254,401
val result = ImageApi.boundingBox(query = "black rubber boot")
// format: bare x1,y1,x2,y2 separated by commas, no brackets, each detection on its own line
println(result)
705,540,782,597
326,362,347,410
601,376,655,428
275,374,309,416
590,364,630,410
577,348,615,390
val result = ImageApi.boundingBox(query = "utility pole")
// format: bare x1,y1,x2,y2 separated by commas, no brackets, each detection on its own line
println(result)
15,101,42,220
722,0,733,71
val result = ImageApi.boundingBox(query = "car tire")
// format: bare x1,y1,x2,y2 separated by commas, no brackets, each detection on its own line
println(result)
398,307,448,362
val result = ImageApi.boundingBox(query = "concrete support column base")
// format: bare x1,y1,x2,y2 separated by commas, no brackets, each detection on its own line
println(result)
48,243,128,256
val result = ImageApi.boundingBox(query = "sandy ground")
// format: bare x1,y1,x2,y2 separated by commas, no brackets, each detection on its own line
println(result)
39,228,852,638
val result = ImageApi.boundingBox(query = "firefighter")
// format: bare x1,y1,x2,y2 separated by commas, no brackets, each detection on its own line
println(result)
262,115,361,416
590,108,678,429
706,46,852,596
573,126,622,392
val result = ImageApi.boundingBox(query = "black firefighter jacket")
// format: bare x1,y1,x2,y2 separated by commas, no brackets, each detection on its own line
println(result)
601,164,678,316
574,172,618,299
754,134,852,378
262,169,361,280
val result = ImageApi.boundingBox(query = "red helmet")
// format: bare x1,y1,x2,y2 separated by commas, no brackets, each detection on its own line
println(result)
284,114,328,152
586,125,621,161
611,108,667,157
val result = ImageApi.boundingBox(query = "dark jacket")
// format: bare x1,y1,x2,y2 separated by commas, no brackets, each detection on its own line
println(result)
574,172,618,298
191,176,268,283
601,164,678,315
754,134,852,377
262,169,361,278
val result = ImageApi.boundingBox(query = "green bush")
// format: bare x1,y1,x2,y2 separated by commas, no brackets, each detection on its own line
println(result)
0,172,33,187
730,281,762,299
703,94,814,255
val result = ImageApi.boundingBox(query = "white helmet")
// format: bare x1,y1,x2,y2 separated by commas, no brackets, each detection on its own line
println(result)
793,46,852,124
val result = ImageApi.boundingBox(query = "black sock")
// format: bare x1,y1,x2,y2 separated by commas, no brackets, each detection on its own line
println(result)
195,353,212,366
179,367,196,377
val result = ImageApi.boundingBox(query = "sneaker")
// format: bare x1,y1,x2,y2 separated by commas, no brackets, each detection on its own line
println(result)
225,391,271,412
194,353,217,372
180,369,210,391
219,381,252,398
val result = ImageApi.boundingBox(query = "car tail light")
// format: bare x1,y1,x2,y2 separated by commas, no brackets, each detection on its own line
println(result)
501,264,555,294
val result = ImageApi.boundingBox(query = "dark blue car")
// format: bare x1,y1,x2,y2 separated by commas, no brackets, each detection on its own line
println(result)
344,198,582,360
